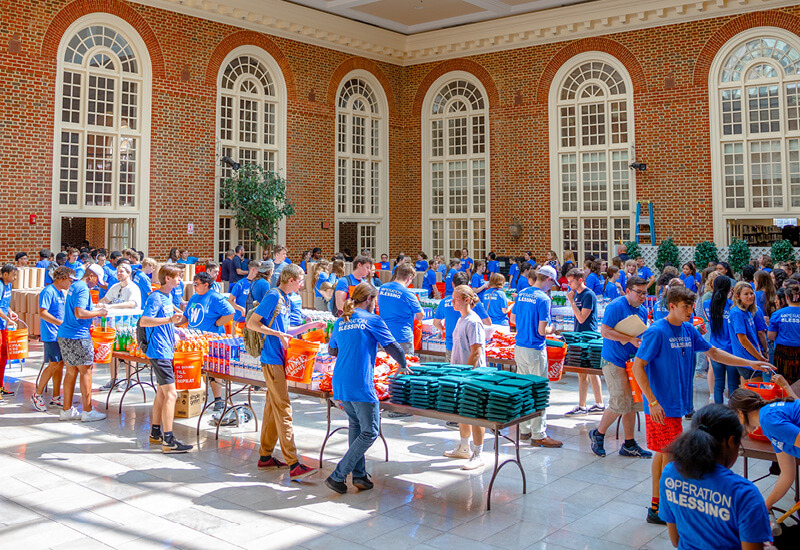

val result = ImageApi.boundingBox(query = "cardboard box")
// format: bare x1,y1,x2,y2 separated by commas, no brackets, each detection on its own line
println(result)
174,388,205,418
27,290,40,314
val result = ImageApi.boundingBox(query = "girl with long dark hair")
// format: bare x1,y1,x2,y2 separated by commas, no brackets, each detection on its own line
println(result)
703,276,737,403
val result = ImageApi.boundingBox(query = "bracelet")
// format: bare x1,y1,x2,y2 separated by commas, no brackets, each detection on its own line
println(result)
649,400,659,407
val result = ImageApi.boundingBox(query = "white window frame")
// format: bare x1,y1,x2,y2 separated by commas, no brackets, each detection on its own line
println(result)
548,52,636,261
51,14,152,253
421,71,491,261
334,70,390,258
214,45,287,261
709,27,800,245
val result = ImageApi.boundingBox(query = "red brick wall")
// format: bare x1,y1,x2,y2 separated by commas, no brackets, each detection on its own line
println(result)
1,0,799,263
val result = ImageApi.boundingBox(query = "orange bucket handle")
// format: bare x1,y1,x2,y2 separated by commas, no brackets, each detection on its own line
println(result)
10,318,27,330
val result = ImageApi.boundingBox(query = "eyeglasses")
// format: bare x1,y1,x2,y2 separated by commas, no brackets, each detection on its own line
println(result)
629,289,647,297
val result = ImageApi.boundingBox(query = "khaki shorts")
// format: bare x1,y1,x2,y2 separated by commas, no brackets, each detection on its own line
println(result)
445,350,452,363
602,359,643,415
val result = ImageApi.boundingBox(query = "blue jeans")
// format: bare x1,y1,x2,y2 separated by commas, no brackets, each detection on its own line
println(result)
711,360,739,404
331,401,380,482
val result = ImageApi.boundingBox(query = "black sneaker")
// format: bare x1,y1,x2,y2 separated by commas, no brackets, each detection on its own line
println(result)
445,421,460,430
619,441,653,459
162,438,193,454
352,475,374,491
646,507,666,525
149,432,163,444
769,461,781,476
325,475,347,494
588,428,606,457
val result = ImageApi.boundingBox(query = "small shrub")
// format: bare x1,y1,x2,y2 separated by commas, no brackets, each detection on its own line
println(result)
694,241,719,270
656,238,679,271
771,239,796,264
624,241,640,260
727,239,751,274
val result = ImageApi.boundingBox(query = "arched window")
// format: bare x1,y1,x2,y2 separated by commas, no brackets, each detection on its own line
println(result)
710,30,800,244
335,72,389,258
422,73,489,261
52,16,151,251
215,47,286,260
549,55,635,261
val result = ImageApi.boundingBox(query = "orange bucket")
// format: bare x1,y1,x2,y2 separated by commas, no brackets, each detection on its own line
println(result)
174,350,203,390
626,360,643,403
90,289,99,304
303,329,326,343
284,338,320,383
7,321,29,360
91,327,116,364
745,382,786,441
546,340,567,382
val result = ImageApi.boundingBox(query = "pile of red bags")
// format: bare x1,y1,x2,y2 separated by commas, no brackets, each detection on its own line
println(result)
319,352,420,400
486,332,516,360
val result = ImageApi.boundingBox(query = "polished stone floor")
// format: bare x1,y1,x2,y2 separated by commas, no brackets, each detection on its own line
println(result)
0,343,791,549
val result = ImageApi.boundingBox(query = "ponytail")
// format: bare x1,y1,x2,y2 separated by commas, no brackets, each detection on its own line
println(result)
452,284,479,307
341,282,378,322
709,275,731,337
667,404,743,479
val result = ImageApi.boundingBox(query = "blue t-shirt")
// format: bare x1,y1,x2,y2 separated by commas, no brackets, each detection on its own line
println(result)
250,278,270,304
516,275,530,293
755,290,766,313
66,261,84,279
211,281,222,294
314,272,329,298
486,260,499,274
39,284,66,342
380,261,391,270
254,289,290,365
603,280,622,300
508,263,519,287
653,299,669,322
0,283,11,330
636,319,711,417
660,462,772,550
434,297,489,351
288,292,303,326
574,288,598,332
335,273,365,301
415,260,429,272
637,266,653,280
142,290,176,360
513,287,551,350
703,298,733,353
768,306,800,347
760,401,800,460
57,280,93,340
585,273,604,296
100,264,118,299
423,270,437,295
171,281,184,310
482,288,509,326
680,273,700,293
728,306,760,362
377,281,423,344
601,296,647,368
230,278,253,322
470,273,486,299
618,271,627,293
184,290,234,335
329,308,395,403
460,257,473,272
133,271,152,302
437,263,447,276
36,259,50,269
444,268,458,296
271,260,288,288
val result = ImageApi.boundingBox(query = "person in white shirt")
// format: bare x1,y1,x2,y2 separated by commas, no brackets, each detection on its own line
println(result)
99,262,142,391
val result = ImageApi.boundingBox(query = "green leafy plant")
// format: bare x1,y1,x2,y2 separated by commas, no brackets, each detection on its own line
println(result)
771,239,796,264
694,241,719,270
727,239,751,274
222,163,295,249
656,238,679,271
623,241,640,259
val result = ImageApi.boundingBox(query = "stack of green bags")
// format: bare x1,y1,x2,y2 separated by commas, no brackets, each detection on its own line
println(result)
436,375,465,413
408,376,440,409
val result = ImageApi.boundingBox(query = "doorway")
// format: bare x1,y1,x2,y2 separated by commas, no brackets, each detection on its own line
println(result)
57,217,134,251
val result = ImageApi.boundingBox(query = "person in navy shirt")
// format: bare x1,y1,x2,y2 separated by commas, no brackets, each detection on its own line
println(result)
659,404,772,549
246,264,325,479
220,249,234,288
729,281,769,382
511,265,562,448
589,276,651,460
31,266,74,412
230,245,248,285
378,263,424,354
325,282,408,494
486,252,499,275
704,276,738,404
679,262,700,293
444,259,460,297
633,286,772,525
470,260,488,299
422,259,439,298
335,255,372,315
564,268,604,417
730,376,800,511
482,273,510,326
434,272,490,362
415,252,429,273
459,248,473,273
379,254,391,271
768,280,800,384
57,264,109,422
139,264,193,453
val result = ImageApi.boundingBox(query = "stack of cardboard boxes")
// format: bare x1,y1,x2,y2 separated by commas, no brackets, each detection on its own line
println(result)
10,288,43,337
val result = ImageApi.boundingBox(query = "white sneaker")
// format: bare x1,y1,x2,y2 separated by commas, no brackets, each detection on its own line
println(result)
81,409,107,422
31,394,47,412
444,445,471,459
59,407,81,421
461,453,484,470
49,395,64,407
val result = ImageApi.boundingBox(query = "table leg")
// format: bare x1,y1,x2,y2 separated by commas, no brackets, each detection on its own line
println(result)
319,398,334,468
487,425,528,511
197,373,212,438
743,456,749,479
379,424,389,462
247,386,259,434
795,464,799,502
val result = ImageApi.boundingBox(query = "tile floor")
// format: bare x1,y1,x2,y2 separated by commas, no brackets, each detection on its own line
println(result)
0,343,792,549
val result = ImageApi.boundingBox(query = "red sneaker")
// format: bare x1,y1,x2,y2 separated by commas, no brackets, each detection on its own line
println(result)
289,463,317,480
258,456,289,470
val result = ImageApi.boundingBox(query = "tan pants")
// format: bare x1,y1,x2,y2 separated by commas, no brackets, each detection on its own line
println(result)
259,363,298,464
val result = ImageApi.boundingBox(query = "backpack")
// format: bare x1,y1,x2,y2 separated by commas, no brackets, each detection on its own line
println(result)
136,317,149,354
242,291,284,358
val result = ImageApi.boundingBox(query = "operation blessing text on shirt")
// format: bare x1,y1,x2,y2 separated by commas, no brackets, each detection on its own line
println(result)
662,476,732,521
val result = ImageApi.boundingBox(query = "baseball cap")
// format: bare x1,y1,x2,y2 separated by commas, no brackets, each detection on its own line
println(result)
538,265,558,281
258,260,274,273
85,263,105,283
